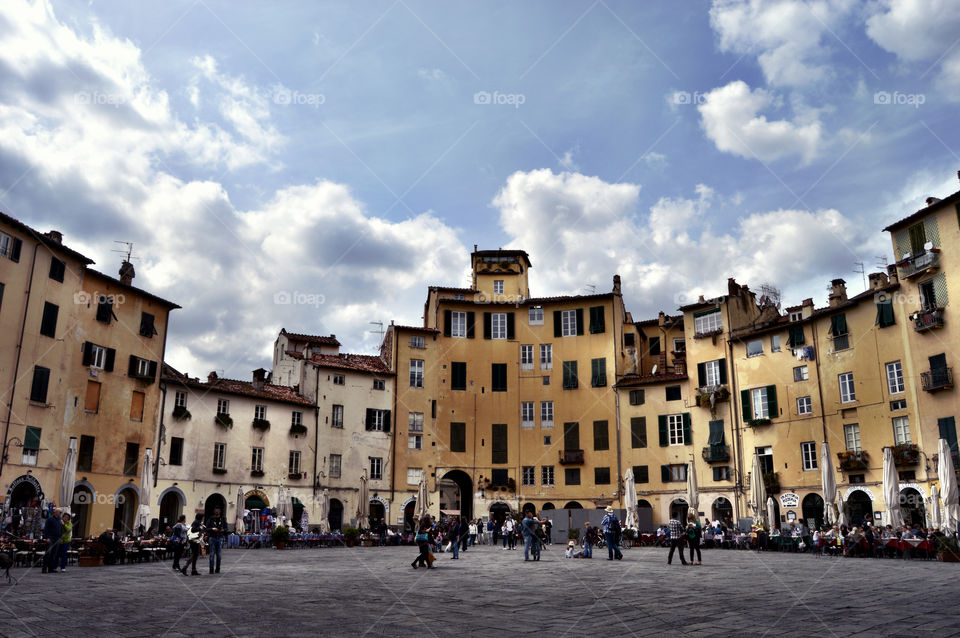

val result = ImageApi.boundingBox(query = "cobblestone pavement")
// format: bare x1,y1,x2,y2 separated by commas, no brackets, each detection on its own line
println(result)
0,544,957,637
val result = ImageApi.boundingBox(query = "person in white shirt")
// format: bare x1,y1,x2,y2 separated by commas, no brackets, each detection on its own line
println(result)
468,521,478,546
503,517,516,550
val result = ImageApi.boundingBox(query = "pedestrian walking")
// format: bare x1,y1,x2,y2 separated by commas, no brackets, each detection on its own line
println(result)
686,514,702,565
503,517,516,550
600,507,623,560
181,513,204,576
41,507,62,574
448,517,460,559
468,520,478,546
520,510,541,561
667,514,688,565
583,522,597,558
170,515,188,572
205,507,226,574
58,512,72,572
411,515,434,569
544,518,553,544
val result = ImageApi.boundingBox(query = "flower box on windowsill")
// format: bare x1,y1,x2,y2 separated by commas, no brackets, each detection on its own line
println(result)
694,329,723,340
746,418,772,427
250,469,265,478
695,386,730,408
215,413,233,429
290,424,308,436
212,467,228,475
172,405,192,421
892,444,920,466
288,473,303,480
838,450,869,472
252,418,271,431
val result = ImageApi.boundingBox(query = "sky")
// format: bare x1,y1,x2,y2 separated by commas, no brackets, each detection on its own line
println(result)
2,0,959,379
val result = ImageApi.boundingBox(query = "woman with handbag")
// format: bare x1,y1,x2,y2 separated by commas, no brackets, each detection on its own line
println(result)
411,516,434,569
170,515,188,572
181,513,204,576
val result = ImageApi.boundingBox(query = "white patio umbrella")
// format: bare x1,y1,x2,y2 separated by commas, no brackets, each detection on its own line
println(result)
938,438,959,532
319,489,331,533
821,441,837,526
276,485,291,526
300,509,309,532
134,448,153,532
58,437,78,516
235,487,245,534
414,473,430,522
836,490,848,528
623,468,639,529
750,453,767,528
882,447,904,528
767,497,777,532
930,484,941,530
686,461,699,524
356,473,369,530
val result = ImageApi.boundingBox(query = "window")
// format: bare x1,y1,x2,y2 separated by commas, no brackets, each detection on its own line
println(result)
893,416,911,445
589,306,605,334
594,467,611,484
490,469,509,486
770,334,781,352
919,279,939,310
890,399,906,411
77,435,95,471
521,402,535,428
876,299,895,327
633,465,649,483
329,454,341,479
741,386,778,421
673,338,685,353
648,336,660,356
540,401,554,428
789,366,808,384
801,442,818,471
331,404,344,428
543,435,551,445
491,423,508,464
175,391,187,408
408,432,422,449
886,361,904,394
849,474,865,484
0,232,13,260
493,280,504,294
410,336,425,349
491,312,508,339
844,424,862,452
128,355,157,382
491,363,507,392
789,311,802,322
130,391,145,421
521,345,534,370
251,447,264,472
898,470,916,481
631,417,647,448
839,372,856,403
751,388,770,419
255,404,267,421
666,385,681,401
217,399,230,415
95,295,116,324
564,468,581,485
561,309,578,337
540,344,553,370
830,314,850,351
593,420,609,450
39,302,58,338
289,450,301,475
409,412,424,432
409,360,424,388
590,358,607,387
124,442,140,476
713,466,731,481
47,258,65,282
746,339,763,357
84,342,115,370
667,414,684,446
694,309,722,335
562,361,578,389
291,411,303,427
624,333,635,347
369,457,383,480
450,361,467,390
365,409,391,432
451,311,467,338
22,427,40,466
407,468,423,485
450,422,466,452
787,324,805,347
701,359,724,388
528,306,543,325
542,375,550,385
756,446,774,474
139,312,157,338
84,380,101,412
333,374,345,385
629,389,644,405
522,466,536,486
168,437,183,466
541,465,555,486
797,396,812,415
662,464,687,482
29,366,50,403
373,379,385,391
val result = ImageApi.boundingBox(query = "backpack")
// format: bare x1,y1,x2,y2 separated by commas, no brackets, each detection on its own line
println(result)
686,526,697,541
608,516,621,534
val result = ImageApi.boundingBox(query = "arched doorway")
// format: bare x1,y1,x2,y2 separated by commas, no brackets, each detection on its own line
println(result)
670,498,688,522
204,493,226,520
245,491,269,533
541,502,555,511
113,487,138,535
72,485,94,538
899,488,925,527
712,497,733,524
521,502,537,516
328,498,343,532
563,501,582,509
802,493,825,529
440,470,473,521
846,490,873,527
369,500,385,527
9,478,40,509
489,502,511,525
637,499,654,530
159,490,183,531
403,500,416,532
292,497,305,530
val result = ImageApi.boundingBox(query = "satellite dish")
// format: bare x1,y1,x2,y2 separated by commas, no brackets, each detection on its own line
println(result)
651,364,658,375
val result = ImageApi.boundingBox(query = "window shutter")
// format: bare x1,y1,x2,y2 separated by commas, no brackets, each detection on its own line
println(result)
483,312,492,339
30,367,49,403
938,417,958,456
766,385,778,418
630,417,646,448
740,389,752,421
128,355,138,377
104,348,115,372
708,420,724,445
382,410,391,433
147,360,158,382
658,415,668,447
365,408,374,431
830,314,847,336
553,311,562,337
909,223,926,254
575,308,584,335
682,413,692,445
40,303,58,337
881,301,895,327
443,310,452,337
23,427,40,450
697,363,706,388
506,312,515,340
661,465,670,482
718,359,727,384
81,342,93,367
10,238,21,262
466,312,475,338
788,325,805,347
589,306,605,333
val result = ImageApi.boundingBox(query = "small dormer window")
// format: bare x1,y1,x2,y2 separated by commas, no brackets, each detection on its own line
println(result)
789,311,802,322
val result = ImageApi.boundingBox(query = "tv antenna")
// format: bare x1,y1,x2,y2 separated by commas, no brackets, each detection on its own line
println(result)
112,241,137,262
584,284,597,294
853,261,866,290
874,255,889,270
369,321,384,341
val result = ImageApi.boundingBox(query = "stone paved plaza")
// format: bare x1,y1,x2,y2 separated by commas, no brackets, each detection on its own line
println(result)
0,544,957,637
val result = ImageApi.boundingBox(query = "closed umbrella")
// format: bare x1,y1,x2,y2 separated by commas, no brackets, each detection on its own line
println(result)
836,490,848,528
938,438,959,531
319,489,330,533
623,468,639,529
767,497,777,532
300,509,309,532
414,474,430,522
235,487,245,534
930,484,941,530
882,447,904,528
135,448,153,532
276,485,291,526
750,453,767,528
821,441,837,525
58,437,78,516
686,461,699,523
356,473,369,530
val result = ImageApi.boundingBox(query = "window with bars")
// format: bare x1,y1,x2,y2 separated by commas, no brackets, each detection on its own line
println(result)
522,466,535,486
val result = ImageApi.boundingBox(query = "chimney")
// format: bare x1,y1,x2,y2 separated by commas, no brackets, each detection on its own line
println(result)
926,197,942,206
252,368,267,389
119,260,135,285
886,263,899,285
612,274,621,295
45,230,62,245
828,278,847,308
868,272,889,291
207,371,218,383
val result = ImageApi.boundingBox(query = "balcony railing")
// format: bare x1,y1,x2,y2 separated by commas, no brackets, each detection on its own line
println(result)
559,449,585,465
898,249,940,279
702,444,730,463
838,450,869,472
695,385,730,408
891,444,920,466
913,307,945,332
921,367,954,392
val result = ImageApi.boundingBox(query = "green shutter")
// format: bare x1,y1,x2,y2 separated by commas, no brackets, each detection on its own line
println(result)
708,420,724,445
658,415,668,447
589,306,605,333
575,308,584,335
740,389,752,421
909,222,926,255
682,413,692,445
876,301,895,328
718,359,728,384
483,312,492,339
553,311,562,337
766,385,778,418
443,310,452,337
591,358,606,387
938,417,958,456
23,426,40,450
788,325,805,347
661,465,670,483
830,314,847,336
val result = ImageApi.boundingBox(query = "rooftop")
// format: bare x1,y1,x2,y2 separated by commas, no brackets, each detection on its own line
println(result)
161,364,313,406
883,186,960,232
308,352,392,375
279,329,341,347
0,211,94,265
86,268,181,309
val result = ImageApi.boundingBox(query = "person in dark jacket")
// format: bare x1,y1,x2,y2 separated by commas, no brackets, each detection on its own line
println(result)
204,508,226,574
181,513,204,576
411,516,434,569
170,515,188,572
41,508,62,573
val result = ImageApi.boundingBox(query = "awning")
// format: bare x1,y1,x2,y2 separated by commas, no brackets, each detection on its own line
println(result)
440,509,460,515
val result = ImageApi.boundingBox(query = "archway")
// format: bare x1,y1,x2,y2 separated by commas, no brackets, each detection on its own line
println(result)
404,500,416,532
159,490,183,531
245,491,269,533
541,502,555,510
328,498,344,532
440,470,473,521
846,490,873,527
899,488,925,527
72,485,94,538
801,493,825,529
9,478,40,509
204,493,227,520
292,497,305,530
521,502,537,516
563,501,582,509
670,498,688,522
369,500,385,527
489,501,511,526
711,497,733,524
113,487,138,535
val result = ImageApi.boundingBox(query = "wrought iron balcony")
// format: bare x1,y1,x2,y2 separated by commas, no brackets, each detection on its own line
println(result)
701,444,730,463
838,450,869,472
898,249,940,279
559,449,585,465
913,307,945,332
921,367,954,392
891,444,920,466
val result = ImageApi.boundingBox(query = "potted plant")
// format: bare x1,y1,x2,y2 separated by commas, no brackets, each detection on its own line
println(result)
172,405,192,421
250,469,264,478
891,443,920,466
567,529,580,541
271,524,289,550
936,536,960,562
343,526,360,547
215,413,233,429
290,423,308,436
837,450,869,471
79,542,107,566
252,418,271,431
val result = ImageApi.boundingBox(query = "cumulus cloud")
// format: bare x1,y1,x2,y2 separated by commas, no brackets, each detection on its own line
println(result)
698,80,822,163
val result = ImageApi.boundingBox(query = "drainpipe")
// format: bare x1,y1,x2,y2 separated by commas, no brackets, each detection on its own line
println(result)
811,321,828,442
727,339,742,523
614,387,623,509
314,363,321,498
154,383,166,488
388,329,398,507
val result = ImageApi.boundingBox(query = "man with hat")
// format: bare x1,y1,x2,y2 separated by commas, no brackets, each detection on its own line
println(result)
600,506,623,560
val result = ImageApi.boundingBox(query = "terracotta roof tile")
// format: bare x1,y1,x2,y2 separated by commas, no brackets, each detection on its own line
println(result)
161,364,313,406
308,353,393,375
281,329,340,347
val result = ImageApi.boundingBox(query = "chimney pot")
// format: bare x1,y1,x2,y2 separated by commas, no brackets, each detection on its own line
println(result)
207,371,218,382
828,279,848,307
119,260,135,285
926,197,942,206
45,230,62,245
